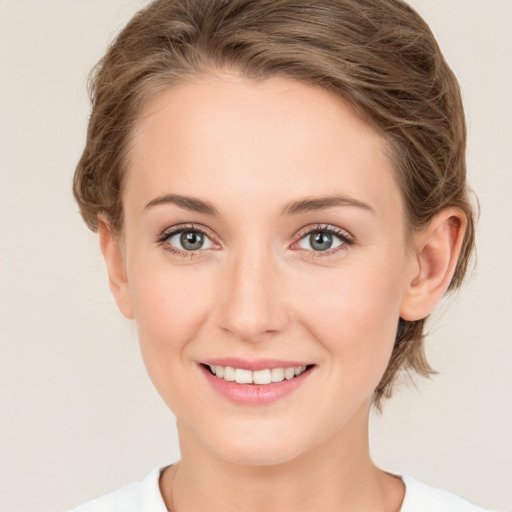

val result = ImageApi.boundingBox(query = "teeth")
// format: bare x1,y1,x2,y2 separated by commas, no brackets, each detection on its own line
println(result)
271,367,284,382
235,368,252,384
224,366,235,382
208,364,308,385
253,369,271,385
284,367,295,380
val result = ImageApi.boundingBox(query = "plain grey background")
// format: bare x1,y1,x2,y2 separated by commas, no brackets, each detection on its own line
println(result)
1,1,511,511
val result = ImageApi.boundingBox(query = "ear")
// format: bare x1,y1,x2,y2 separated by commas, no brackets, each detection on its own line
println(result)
98,216,134,319
400,207,467,322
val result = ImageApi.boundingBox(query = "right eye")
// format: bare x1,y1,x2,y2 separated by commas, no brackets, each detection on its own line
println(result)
158,225,217,254
168,230,214,251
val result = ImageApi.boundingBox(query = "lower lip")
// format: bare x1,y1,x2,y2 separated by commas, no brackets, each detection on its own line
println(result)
200,365,314,405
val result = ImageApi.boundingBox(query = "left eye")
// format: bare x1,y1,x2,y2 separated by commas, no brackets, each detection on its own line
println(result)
296,229,347,252
165,229,215,251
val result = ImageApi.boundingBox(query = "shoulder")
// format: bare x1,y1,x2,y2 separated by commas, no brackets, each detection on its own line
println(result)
401,475,494,512
69,467,168,512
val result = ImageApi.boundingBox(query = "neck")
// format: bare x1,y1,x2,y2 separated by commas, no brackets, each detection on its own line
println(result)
161,403,404,512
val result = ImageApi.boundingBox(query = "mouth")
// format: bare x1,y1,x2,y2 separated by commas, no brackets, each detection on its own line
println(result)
198,361,316,405
202,363,314,385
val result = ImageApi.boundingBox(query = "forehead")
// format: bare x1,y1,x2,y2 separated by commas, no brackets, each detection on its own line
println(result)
125,73,402,220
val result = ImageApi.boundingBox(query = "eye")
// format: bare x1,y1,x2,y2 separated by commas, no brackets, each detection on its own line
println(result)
158,226,216,253
294,225,353,253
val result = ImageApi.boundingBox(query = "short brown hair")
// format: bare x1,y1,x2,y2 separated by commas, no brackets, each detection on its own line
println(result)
74,0,476,406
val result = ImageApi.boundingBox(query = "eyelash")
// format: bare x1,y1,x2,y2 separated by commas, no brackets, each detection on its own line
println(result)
293,224,354,257
156,223,354,258
156,223,217,258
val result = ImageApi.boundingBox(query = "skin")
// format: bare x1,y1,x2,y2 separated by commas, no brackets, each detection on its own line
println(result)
99,73,466,512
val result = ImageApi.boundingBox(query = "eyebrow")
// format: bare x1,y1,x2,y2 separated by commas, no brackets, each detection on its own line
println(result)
144,194,220,215
144,193,374,216
282,195,375,215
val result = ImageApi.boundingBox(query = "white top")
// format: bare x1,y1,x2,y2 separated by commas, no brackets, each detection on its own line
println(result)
70,467,492,512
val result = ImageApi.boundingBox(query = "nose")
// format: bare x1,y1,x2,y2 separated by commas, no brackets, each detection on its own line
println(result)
215,248,289,343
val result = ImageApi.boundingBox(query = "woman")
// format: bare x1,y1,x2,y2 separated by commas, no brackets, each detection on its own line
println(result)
71,0,489,510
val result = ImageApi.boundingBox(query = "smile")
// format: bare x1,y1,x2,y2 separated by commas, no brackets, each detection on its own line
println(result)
208,365,308,385
199,360,315,405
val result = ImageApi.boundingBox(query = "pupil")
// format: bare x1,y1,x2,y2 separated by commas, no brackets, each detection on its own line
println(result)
181,231,203,250
311,232,332,251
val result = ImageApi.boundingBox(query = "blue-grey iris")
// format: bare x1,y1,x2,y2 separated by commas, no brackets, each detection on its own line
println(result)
310,232,332,251
181,231,204,250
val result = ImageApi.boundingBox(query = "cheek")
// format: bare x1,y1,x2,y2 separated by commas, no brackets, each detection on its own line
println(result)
295,254,405,380
127,263,219,417
128,263,213,361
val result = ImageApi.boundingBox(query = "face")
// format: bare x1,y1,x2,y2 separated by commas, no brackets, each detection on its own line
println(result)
116,74,415,465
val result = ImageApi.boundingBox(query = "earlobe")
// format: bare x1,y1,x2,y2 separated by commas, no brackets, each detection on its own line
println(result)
400,207,467,322
98,216,134,320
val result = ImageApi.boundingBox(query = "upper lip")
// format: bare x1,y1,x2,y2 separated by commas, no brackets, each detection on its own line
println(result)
200,358,313,371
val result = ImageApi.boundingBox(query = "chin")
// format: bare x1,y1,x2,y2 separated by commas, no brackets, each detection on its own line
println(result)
214,442,307,467
195,419,318,467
